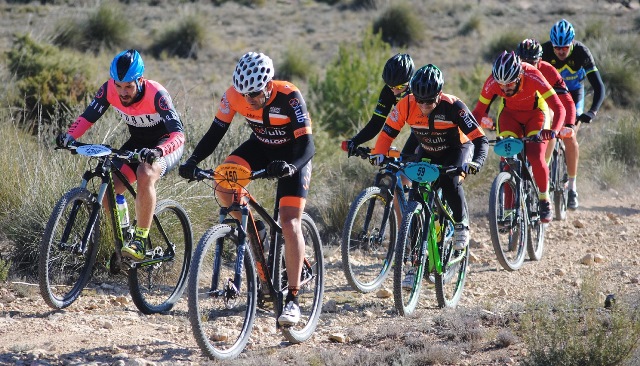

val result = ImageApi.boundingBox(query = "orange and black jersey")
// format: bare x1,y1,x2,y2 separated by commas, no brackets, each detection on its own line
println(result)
190,80,315,170
374,93,488,167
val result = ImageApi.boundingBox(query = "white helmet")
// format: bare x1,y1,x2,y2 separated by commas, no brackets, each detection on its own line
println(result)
232,52,274,94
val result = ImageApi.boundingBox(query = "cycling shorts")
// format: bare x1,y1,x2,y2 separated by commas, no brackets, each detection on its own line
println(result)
116,136,184,184
496,108,549,138
225,138,312,210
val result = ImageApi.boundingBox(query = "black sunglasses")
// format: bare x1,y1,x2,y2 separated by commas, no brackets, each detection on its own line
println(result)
242,90,263,98
415,96,438,105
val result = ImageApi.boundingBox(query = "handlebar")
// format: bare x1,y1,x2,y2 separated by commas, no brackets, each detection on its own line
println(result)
193,167,268,182
58,141,143,163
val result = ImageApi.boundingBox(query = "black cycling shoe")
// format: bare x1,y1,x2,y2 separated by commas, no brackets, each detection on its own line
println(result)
539,200,552,223
568,190,579,210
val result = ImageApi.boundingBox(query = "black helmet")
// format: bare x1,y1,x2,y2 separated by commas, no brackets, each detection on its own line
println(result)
409,64,444,99
382,53,414,87
516,39,543,62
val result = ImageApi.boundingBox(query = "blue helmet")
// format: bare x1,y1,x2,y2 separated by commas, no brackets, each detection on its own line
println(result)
550,19,575,47
110,49,145,82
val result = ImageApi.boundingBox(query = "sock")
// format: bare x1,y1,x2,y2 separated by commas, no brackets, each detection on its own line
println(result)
568,176,577,191
538,192,549,202
135,227,150,239
286,287,300,304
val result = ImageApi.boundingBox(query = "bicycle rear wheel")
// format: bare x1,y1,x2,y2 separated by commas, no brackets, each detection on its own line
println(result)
434,213,469,308
278,212,324,344
526,183,546,261
188,224,257,360
129,199,193,314
488,172,527,271
39,187,100,309
552,144,568,221
341,186,397,293
393,201,427,316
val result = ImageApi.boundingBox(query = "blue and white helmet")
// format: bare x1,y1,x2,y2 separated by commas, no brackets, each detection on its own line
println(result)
492,51,522,84
550,19,575,47
110,49,144,82
232,52,275,94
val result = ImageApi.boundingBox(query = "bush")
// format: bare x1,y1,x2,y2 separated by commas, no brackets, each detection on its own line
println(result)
5,34,94,130
277,45,314,82
308,28,390,137
592,35,640,109
604,114,640,168
149,15,205,59
52,3,128,54
372,3,423,47
483,32,529,63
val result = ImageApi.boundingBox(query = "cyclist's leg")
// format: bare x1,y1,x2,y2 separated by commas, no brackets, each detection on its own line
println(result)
276,162,312,325
496,110,524,210
565,88,584,208
524,109,552,222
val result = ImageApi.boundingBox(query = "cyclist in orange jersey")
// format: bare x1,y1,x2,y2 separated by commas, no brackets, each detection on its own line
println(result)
471,51,566,223
516,39,577,171
56,49,185,261
179,52,314,327
371,64,488,251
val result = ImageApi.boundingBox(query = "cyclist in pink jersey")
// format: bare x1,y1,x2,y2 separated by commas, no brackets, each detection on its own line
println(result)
179,52,315,327
56,49,185,261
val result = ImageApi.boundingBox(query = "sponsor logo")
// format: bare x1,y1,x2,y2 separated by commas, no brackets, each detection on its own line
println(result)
256,135,289,145
434,114,446,120
290,98,307,124
114,108,162,127
158,95,173,111
95,85,105,99
458,109,475,129
219,93,230,114
421,144,449,152
389,108,399,122
269,106,281,114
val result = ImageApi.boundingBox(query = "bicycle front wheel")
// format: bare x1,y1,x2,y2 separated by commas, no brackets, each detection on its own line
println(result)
279,212,324,344
341,186,397,293
393,201,427,316
434,216,469,308
488,172,527,271
39,187,100,310
188,224,257,360
129,199,193,314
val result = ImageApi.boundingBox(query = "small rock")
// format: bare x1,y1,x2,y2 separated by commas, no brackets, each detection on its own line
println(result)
498,288,508,296
630,277,639,284
580,253,595,265
554,268,565,276
572,220,584,228
329,333,349,343
594,254,605,263
376,288,392,298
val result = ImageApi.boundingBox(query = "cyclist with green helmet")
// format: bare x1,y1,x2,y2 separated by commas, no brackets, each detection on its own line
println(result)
56,49,185,261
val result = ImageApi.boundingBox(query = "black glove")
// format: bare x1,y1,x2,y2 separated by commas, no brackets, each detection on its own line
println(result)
56,133,75,148
179,157,199,180
577,111,596,124
538,129,557,141
346,140,358,157
139,148,162,164
267,160,296,178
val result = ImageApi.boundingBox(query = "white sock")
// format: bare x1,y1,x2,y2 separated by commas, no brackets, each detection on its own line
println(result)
568,177,577,191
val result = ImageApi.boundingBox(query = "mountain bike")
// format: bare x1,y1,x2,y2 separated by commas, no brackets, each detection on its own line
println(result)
393,161,470,315
39,142,193,314
341,145,412,293
548,127,575,220
488,136,546,271
187,163,324,360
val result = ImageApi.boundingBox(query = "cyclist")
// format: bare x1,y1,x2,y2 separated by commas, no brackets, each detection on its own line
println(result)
345,53,418,157
370,64,488,252
515,38,577,164
472,51,566,224
56,49,185,261
541,19,606,209
178,52,314,327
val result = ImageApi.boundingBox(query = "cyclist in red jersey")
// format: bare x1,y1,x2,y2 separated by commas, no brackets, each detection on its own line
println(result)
371,64,488,251
179,52,314,327
56,49,185,261
516,39,577,167
471,51,566,223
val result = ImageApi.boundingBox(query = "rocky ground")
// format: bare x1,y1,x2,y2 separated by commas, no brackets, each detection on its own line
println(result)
1,188,639,365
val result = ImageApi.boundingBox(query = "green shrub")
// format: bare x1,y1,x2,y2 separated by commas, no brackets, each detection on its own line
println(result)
518,274,640,366
604,114,640,168
5,34,94,129
52,3,127,53
592,35,640,109
483,32,529,62
372,3,423,47
150,15,205,59
308,28,390,137
459,13,483,36
277,45,314,82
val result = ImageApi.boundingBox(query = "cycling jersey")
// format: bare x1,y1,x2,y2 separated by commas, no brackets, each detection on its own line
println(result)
472,62,566,132
536,60,576,126
67,79,185,180
374,93,488,167
541,40,605,115
189,80,314,171
351,85,418,155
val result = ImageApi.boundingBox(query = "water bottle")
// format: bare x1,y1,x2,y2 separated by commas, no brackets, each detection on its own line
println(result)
116,194,130,228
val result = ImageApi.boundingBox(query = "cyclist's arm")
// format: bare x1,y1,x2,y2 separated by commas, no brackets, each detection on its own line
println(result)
454,100,489,167
543,91,566,132
188,117,230,164
471,76,498,122
558,92,576,126
67,81,112,139
585,70,605,115
351,87,396,145
372,99,409,155
154,89,185,156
